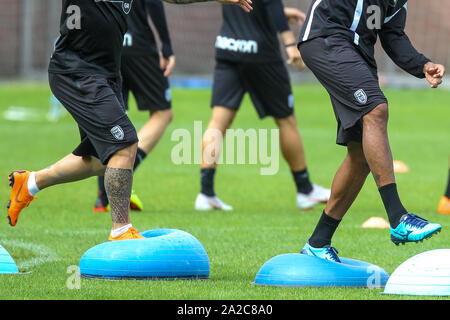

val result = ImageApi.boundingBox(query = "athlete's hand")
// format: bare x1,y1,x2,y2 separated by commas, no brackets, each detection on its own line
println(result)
423,62,445,88
286,45,306,71
284,7,306,26
160,53,176,77
218,0,252,13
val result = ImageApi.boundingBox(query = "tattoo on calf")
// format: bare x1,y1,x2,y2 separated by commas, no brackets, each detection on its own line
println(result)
104,167,133,224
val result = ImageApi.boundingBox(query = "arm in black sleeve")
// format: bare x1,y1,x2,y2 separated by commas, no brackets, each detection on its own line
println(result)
264,0,290,33
379,5,430,78
146,0,174,58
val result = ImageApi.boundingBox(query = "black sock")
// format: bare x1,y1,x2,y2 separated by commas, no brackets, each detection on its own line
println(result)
379,183,408,228
201,168,216,197
308,211,341,248
134,147,147,171
445,169,450,198
97,176,108,205
292,168,313,194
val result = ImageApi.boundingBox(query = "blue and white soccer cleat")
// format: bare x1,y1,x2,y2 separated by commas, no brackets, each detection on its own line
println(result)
390,213,442,246
301,242,341,263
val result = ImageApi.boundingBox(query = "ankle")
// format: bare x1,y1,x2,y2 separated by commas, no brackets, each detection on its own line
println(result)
27,172,41,196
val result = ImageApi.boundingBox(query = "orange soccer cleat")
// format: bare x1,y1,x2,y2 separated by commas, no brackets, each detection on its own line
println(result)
93,195,109,213
7,170,36,227
437,196,450,215
108,227,145,241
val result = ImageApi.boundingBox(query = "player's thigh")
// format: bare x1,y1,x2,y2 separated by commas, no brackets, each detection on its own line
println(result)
211,59,245,111
299,36,387,130
49,72,138,165
121,55,172,111
243,62,294,119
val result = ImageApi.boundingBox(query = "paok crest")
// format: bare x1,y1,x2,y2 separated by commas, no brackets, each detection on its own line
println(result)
95,0,134,14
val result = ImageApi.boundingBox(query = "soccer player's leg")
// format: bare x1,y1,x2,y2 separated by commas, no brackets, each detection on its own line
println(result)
438,156,450,214
8,72,109,226
127,55,174,212
195,60,243,211
94,54,173,212
362,104,441,244
8,153,106,227
128,109,174,212
196,107,236,211
299,34,440,254
275,115,331,210
105,143,144,241
54,72,143,240
301,142,370,262
242,61,331,210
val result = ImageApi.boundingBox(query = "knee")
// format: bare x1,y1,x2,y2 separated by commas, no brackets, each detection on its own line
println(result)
363,103,389,126
152,109,174,124
275,115,297,129
117,143,138,160
161,109,174,124
210,107,236,132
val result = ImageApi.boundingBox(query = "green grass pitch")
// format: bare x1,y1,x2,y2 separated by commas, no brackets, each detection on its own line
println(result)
0,82,449,300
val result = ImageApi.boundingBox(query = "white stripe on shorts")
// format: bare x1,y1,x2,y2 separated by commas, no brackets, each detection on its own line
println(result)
302,0,323,42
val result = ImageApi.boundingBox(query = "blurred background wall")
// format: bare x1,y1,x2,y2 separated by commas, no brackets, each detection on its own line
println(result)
1,0,449,80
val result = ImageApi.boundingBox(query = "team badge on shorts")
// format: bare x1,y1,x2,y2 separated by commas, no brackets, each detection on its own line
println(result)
354,89,368,105
111,125,125,141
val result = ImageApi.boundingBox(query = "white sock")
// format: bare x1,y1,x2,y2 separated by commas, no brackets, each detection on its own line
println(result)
27,172,40,196
110,224,132,238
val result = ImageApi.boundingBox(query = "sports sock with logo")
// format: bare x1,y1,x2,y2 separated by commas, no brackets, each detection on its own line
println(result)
201,168,216,197
308,211,341,248
292,168,313,195
378,183,408,228
445,169,450,198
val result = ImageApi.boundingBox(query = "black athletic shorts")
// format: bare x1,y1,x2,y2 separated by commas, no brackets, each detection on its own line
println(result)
49,72,139,165
121,54,172,111
211,59,294,119
298,35,388,146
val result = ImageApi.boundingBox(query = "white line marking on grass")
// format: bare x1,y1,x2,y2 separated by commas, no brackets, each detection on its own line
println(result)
0,239,59,269
42,229,106,237
3,106,41,122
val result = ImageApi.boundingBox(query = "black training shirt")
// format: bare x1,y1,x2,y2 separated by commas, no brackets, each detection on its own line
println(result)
122,0,173,58
215,0,290,63
49,0,133,77
299,0,430,78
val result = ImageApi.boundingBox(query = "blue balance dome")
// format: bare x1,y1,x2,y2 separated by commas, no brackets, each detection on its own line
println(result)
255,253,389,288
79,229,209,280
0,245,19,274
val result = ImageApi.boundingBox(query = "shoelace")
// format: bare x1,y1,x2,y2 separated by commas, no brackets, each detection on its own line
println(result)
324,246,340,262
404,214,429,229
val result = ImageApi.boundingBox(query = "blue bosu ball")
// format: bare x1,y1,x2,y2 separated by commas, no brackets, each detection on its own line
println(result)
255,253,389,288
79,229,209,280
0,245,19,274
